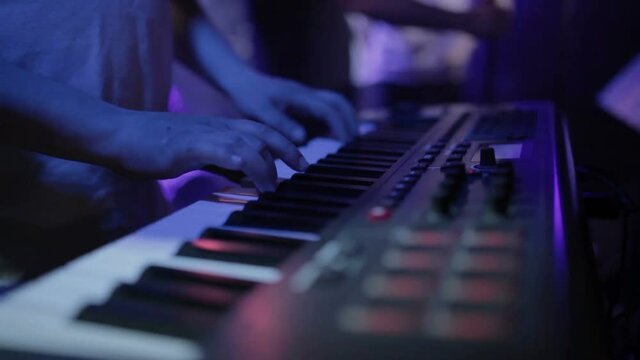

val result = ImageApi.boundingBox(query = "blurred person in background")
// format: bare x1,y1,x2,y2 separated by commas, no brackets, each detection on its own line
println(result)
248,0,510,106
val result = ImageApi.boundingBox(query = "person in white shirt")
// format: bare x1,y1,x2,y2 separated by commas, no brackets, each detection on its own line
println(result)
0,0,356,276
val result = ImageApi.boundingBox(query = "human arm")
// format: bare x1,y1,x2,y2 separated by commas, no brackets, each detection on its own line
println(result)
338,0,510,38
172,0,358,144
0,60,306,191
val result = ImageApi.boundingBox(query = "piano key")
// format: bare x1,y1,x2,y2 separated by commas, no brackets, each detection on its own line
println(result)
0,307,201,360
277,179,369,198
78,297,219,340
243,200,340,219
339,145,405,157
0,244,278,333
275,137,342,179
177,237,296,266
258,192,352,209
291,173,375,187
363,128,424,138
139,265,257,291
304,164,385,179
316,158,392,170
361,132,422,142
356,134,418,145
325,153,398,165
63,233,282,287
95,240,281,284
199,227,304,249
218,226,320,242
211,188,259,203
346,140,414,151
111,281,240,311
224,210,327,233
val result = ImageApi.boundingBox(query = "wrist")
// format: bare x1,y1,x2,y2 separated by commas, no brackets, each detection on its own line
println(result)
214,65,261,97
85,105,133,171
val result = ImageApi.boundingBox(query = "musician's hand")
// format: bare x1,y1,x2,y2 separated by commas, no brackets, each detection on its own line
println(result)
465,0,510,38
223,71,358,145
110,112,308,191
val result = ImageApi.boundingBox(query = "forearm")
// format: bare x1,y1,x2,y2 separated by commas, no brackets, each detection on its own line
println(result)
172,1,256,95
0,60,124,167
340,0,470,32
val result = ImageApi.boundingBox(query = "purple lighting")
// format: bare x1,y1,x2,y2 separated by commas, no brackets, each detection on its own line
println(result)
168,85,185,113
553,149,568,286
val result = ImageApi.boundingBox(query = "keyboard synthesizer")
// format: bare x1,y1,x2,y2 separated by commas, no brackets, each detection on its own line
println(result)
0,102,606,360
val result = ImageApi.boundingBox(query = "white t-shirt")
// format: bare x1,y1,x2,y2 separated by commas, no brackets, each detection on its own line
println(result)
0,0,172,233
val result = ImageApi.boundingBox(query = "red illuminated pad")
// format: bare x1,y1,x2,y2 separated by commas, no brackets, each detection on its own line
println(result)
368,206,393,222
452,251,519,275
442,276,515,305
364,273,438,300
339,305,422,334
396,229,455,248
464,230,522,250
383,249,448,272
429,308,509,341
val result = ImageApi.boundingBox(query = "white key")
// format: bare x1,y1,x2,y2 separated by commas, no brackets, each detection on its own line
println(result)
0,137,341,359
0,307,201,360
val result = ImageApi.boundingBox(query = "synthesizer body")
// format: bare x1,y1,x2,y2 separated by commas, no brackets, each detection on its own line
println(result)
203,102,604,360
0,102,605,360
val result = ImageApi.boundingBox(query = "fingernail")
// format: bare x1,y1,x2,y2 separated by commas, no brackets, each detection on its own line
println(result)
298,156,309,171
293,128,306,143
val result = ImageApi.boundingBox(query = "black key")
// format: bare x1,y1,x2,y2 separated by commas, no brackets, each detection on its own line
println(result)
225,209,326,233
258,192,354,208
317,158,391,170
356,134,417,145
112,282,238,310
339,146,404,157
78,298,217,339
199,227,303,249
325,153,398,165
389,120,435,131
277,180,368,198
359,135,421,146
243,201,339,219
140,266,257,291
304,164,384,179
291,173,375,187
347,140,413,151
178,235,298,265
363,127,423,137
